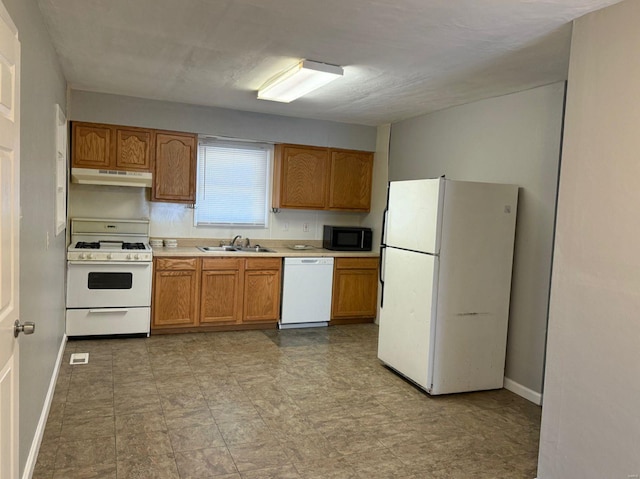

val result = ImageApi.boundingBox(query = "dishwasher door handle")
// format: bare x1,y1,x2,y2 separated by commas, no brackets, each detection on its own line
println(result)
300,259,320,264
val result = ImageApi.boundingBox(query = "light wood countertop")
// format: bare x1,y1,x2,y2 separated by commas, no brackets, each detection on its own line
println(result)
151,245,379,258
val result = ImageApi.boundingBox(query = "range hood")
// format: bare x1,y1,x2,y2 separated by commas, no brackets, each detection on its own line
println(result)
71,168,153,188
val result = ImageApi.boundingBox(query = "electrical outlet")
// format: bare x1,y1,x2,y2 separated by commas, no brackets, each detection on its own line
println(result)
303,223,310,232
282,222,289,231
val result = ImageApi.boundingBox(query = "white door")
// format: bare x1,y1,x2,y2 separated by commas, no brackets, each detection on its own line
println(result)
0,3,20,479
386,178,443,254
377,247,437,390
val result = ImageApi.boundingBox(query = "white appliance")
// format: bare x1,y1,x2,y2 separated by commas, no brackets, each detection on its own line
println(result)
71,167,153,188
378,178,518,395
66,218,153,337
280,257,334,329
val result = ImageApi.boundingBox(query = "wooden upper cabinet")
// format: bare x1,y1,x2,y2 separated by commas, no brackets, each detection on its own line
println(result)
152,132,197,203
273,144,330,209
273,143,373,212
72,123,112,169
72,122,153,172
329,149,373,211
115,128,153,171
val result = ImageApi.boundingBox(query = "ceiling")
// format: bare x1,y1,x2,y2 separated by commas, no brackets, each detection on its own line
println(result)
36,0,622,126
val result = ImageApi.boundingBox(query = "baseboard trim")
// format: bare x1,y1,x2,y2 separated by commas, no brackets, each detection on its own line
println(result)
22,334,67,479
504,377,543,405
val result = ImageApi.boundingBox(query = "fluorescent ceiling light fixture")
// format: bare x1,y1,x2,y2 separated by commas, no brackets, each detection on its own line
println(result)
257,60,344,103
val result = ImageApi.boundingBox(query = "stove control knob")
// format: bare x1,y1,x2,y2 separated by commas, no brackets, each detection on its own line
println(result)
79,253,85,260
87,253,93,259
126,254,132,260
107,253,112,260
134,254,140,260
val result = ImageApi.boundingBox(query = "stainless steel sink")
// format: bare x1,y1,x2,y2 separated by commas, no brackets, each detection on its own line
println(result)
234,246,275,253
197,245,275,253
197,246,237,252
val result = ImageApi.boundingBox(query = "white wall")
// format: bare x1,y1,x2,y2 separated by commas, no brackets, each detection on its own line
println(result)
68,91,378,241
362,124,390,252
388,82,565,398
538,2,640,477
3,0,67,475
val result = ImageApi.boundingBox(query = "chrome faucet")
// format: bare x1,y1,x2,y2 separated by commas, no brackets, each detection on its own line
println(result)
231,235,242,247
243,237,251,248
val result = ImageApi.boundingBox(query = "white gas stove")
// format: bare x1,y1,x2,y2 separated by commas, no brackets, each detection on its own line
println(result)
66,218,153,337
67,218,152,262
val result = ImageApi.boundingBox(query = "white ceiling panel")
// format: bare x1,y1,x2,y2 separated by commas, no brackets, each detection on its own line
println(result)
36,0,623,125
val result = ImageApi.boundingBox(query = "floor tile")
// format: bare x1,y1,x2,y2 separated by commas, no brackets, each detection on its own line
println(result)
228,441,291,473
52,462,117,479
164,405,215,430
116,453,180,479
114,392,163,415
54,436,115,470
240,464,301,479
59,414,115,441
35,325,540,478
115,429,173,459
174,446,238,478
159,388,208,412
115,411,167,436
292,457,358,479
217,418,278,445
168,423,226,452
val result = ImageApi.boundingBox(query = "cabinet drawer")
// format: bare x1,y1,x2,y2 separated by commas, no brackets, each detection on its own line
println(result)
335,257,379,270
245,258,282,271
202,257,243,271
156,257,198,271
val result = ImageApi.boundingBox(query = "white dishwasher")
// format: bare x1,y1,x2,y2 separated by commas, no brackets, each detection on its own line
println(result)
280,257,334,329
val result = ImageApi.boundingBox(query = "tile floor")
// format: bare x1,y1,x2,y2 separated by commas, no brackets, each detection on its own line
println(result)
33,324,541,479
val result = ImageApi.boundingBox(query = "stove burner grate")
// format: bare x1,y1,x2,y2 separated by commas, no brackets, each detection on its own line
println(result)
73,241,148,250
75,242,100,249
123,242,146,250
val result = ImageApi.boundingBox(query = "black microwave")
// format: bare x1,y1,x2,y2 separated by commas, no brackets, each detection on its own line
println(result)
323,225,373,251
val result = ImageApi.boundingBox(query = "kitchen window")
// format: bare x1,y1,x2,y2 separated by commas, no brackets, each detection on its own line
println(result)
195,139,272,227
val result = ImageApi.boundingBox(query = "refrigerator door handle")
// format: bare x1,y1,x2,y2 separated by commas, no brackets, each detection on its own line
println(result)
379,245,386,308
380,208,388,248
380,184,390,248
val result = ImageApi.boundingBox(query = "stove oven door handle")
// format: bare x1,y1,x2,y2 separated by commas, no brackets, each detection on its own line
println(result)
88,308,130,314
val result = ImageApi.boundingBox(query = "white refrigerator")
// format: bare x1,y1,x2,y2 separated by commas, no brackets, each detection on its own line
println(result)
377,178,518,395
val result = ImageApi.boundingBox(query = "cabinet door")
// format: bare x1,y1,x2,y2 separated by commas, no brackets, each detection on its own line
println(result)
200,269,243,325
152,269,199,328
243,258,281,323
329,149,373,211
153,132,197,203
331,258,379,319
274,144,329,209
116,127,152,171
72,122,112,169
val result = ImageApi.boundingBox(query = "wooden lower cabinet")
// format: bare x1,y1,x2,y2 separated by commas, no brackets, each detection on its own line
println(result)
152,258,199,329
331,257,379,324
152,256,282,333
200,258,243,325
243,258,282,322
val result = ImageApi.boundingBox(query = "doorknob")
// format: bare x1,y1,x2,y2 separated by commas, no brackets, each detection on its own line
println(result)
14,320,35,338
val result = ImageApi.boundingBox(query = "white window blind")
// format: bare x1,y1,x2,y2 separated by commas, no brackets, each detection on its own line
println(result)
195,139,272,226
